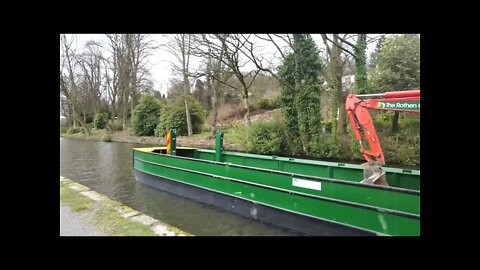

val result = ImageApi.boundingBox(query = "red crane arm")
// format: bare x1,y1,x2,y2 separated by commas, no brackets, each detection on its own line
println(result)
345,89,420,164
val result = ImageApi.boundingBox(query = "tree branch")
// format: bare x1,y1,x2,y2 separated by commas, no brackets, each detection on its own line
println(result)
323,35,356,59
321,34,332,57
246,70,260,89
337,35,357,48
210,73,238,91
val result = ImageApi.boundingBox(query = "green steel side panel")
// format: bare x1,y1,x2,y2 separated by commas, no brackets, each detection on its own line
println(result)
222,151,281,170
281,161,354,180
245,158,278,170
223,155,279,171
217,151,419,191
222,155,245,166
134,151,419,215
195,150,215,161
192,150,420,191
385,173,419,191
222,151,275,159
134,158,419,236
226,166,420,215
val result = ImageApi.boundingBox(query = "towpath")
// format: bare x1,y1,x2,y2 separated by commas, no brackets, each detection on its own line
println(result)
60,205,106,236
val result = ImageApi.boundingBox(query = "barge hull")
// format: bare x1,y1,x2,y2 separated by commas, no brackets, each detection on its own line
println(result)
134,169,376,236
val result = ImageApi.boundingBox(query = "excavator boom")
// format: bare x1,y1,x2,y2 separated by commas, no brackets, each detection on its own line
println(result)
345,89,420,185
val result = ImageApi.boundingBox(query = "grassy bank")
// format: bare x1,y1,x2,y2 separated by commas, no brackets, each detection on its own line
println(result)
60,176,192,236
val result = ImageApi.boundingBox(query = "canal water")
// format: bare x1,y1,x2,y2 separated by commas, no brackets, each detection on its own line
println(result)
60,137,300,236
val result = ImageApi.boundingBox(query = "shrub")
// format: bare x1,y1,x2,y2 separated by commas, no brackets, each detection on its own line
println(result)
393,143,419,166
375,132,420,166
258,97,281,110
372,112,420,136
156,95,206,136
109,122,123,132
369,111,392,134
131,95,162,136
309,136,341,159
244,120,286,155
154,125,164,137
347,134,364,161
67,127,84,134
102,134,112,142
400,115,420,134
93,113,108,129
380,111,395,122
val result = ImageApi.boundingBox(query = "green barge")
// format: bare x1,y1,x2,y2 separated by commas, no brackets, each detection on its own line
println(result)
133,130,420,236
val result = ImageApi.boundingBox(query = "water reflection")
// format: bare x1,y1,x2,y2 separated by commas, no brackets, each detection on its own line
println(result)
60,137,298,236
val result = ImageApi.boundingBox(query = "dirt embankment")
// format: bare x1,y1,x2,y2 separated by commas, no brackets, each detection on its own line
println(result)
60,107,278,150
61,131,243,151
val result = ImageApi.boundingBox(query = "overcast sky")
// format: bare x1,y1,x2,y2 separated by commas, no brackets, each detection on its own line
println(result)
66,34,380,95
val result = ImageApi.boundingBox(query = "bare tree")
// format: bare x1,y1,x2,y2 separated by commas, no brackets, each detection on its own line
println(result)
321,34,349,135
193,34,232,137
238,34,295,91
106,34,156,130
163,34,194,136
322,34,374,92
60,75,72,125
106,34,128,129
60,92,70,125
60,34,91,135
76,40,104,116
320,34,381,135
129,34,156,116
102,55,118,122
60,34,77,127
193,34,259,127
207,48,231,136
240,34,376,136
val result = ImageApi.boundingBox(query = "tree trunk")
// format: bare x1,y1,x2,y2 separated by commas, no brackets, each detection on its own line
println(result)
293,35,308,153
331,95,338,136
131,92,135,118
333,35,347,135
392,111,400,133
81,122,91,136
331,64,347,136
210,87,218,137
179,34,194,137
243,91,251,127
337,90,348,135
185,96,193,136
208,45,224,138
66,103,72,127
72,105,77,128
354,34,368,94
79,113,90,135
184,75,193,136
122,96,127,131
111,99,116,123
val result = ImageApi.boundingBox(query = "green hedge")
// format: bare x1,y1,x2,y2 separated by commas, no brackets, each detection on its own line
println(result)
258,97,281,110
93,113,108,129
156,95,206,136
244,120,286,155
131,95,162,136
67,127,84,134
243,119,419,166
